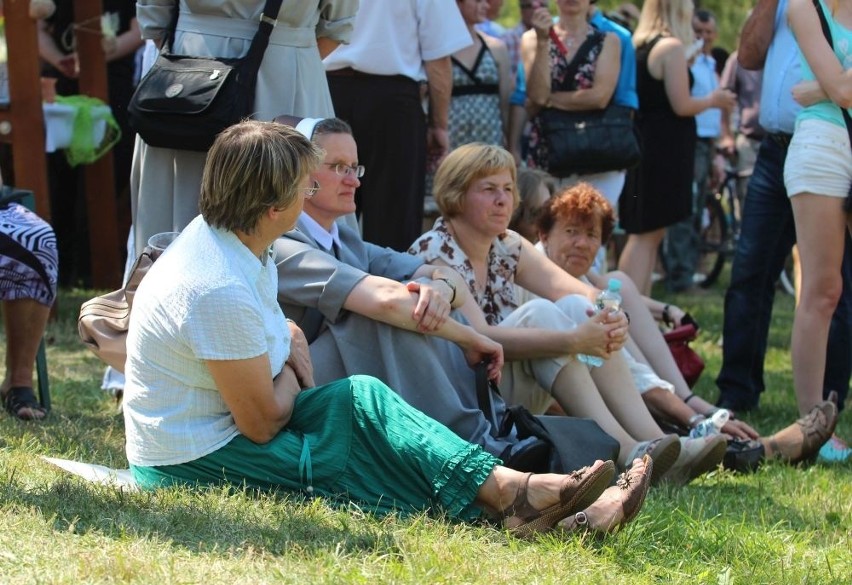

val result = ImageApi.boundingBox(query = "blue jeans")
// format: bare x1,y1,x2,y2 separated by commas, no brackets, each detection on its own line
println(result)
715,136,851,412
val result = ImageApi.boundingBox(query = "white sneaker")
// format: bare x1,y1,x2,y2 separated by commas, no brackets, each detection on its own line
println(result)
663,435,727,485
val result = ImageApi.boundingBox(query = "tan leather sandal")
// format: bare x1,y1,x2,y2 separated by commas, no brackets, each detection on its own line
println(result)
765,399,837,464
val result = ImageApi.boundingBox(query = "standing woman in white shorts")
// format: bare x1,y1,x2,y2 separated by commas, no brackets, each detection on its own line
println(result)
785,0,852,417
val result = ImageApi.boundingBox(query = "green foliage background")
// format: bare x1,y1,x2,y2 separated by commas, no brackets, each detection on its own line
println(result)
498,1,756,52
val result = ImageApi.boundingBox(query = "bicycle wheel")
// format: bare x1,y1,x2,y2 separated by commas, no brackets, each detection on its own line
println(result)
697,193,729,288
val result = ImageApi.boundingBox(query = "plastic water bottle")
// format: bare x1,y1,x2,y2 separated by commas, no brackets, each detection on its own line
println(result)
689,409,730,438
578,279,624,368
596,278,623,313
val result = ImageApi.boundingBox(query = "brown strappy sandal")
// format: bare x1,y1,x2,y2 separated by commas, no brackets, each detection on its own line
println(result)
503,459,615,539
559,455,653,536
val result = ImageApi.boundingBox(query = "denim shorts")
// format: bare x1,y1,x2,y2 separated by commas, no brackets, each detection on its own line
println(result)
784,118,852,198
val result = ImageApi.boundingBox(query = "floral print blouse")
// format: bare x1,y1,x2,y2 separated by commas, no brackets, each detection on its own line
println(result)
409,217,523,326
526,28,607,171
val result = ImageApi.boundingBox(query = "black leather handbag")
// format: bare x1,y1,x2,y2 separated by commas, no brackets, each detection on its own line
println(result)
540,104,641,177
475,364,620,474
128,0,282,152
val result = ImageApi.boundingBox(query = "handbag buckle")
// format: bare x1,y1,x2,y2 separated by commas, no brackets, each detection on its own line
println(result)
165,83,183,98
259,14,278,27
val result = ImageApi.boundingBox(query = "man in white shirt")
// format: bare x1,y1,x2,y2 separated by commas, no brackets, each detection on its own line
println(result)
324,0,472,252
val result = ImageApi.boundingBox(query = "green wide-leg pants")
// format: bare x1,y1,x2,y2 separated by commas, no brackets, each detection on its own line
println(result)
131,375,500,520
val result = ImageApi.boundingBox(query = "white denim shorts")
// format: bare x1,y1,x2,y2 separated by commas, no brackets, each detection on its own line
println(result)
784,118,852,198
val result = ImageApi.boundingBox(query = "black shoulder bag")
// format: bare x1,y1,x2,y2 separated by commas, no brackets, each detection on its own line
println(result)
128,0,283,152
537,29,641,177
475,363,620,474
812,0,852,210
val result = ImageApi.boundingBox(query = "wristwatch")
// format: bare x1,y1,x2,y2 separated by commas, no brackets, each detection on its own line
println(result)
433,276,457,305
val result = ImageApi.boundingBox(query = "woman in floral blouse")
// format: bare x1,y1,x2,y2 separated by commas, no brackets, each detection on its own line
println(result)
410,143,728,487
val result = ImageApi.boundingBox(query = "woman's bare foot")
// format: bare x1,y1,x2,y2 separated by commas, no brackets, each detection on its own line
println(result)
499,459,615,538
558,455,653,535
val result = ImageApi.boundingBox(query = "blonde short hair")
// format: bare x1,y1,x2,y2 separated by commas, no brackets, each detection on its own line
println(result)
433,143,518,218
200,120,323,234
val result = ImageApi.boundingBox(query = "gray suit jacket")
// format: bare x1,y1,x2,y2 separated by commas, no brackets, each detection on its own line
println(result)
273,216,424,342
271,215,512,457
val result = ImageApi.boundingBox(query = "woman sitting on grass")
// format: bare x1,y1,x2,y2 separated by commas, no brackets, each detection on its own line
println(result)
410,143,728,486
121,120,652,537
534,182,838,464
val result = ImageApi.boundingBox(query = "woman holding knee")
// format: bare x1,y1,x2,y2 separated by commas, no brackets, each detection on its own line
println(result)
411,143,724,485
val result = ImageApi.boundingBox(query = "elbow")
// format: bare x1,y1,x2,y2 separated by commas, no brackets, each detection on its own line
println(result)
527,91,548,108
737,53,764,72
831,87,852,110
241,426,278,445
671,103,693,118
237,414,290,444
592,94,612,110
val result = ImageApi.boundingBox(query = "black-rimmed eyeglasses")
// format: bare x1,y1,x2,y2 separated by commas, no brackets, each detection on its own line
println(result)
323,162,365,178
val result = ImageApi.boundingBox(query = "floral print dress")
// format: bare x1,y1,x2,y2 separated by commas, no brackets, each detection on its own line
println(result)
526,29,606,171
408,217,523,326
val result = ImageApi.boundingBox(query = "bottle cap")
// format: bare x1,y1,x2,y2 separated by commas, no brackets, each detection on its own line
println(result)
607,278,622,292
710,409,730,429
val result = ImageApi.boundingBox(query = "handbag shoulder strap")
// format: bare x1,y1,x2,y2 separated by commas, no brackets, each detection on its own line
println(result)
475,361,502,428
812,0,852,146
243,0,286,68
164,0,284,64
548,27,599,92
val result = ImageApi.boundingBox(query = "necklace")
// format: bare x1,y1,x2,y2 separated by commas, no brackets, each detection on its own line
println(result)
558,24,588,50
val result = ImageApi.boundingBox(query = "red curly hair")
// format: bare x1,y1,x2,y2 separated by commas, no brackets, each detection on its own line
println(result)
535,182,616,245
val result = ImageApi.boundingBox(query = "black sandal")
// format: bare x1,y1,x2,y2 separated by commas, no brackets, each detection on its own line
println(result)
2,386,47,420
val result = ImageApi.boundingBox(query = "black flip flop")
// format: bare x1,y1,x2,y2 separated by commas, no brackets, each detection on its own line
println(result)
2,386,47,420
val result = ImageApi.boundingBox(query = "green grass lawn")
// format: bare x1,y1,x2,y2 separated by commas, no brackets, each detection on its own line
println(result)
1,278,850,584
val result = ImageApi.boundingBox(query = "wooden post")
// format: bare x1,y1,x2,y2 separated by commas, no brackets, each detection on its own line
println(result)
75,0,121,288
0,0,50,220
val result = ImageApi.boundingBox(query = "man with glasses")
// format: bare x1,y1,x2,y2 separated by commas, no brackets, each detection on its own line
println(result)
273,117,546,466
